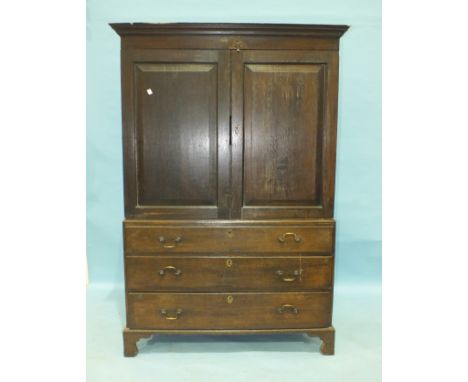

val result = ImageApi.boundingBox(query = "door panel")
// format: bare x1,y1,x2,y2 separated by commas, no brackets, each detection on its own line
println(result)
135,63,217,205
243,63,324,205
122,50,230,218
231,50,338,219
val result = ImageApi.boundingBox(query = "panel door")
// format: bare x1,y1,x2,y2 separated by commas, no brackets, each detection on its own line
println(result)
122,50,230,219
231,50,339,219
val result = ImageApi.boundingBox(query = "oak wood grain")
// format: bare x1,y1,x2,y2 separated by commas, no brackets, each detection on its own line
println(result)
127,292,332,330
124,224,334,254
126,256,333,291
123,326,335,356
121,49,230,219
113,22,348,357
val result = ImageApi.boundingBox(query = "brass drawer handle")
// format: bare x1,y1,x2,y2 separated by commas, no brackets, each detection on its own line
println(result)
277,304,299,315
160,308,183,320
275,269,300,282
277,232,302,243
159,236,182,249
159,266,182,277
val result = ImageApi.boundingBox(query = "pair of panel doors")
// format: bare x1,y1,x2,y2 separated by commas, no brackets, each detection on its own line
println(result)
122,48,339,220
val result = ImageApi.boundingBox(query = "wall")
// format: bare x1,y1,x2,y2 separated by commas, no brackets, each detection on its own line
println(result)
87,0,381,287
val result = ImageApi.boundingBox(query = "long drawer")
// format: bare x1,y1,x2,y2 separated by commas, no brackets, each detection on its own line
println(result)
127,292,332,330
124,221,335,254
126,256,333,291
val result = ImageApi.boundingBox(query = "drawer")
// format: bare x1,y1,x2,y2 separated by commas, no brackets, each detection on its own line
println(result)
126,256,333,291
127,292,331,330
124,221,334,254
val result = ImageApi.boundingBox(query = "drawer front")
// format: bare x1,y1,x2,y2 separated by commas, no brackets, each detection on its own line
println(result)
127,292,331,330
126,256,332,291
124,225,334,254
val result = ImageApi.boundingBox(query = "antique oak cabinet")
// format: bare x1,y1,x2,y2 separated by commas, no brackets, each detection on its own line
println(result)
110,23,348,356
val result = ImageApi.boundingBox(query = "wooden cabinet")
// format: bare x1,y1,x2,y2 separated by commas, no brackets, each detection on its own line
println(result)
111,23,348,356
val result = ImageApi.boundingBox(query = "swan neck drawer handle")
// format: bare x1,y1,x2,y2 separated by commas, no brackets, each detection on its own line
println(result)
277,305,299,314
160,308,183,320
158,236,182,249
275,269,300,282
277,233,302,243
159,266,182,276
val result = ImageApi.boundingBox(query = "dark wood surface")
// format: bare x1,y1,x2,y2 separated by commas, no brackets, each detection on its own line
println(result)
121,49,231,219
127,292,332,330
112,22,347,357
110,23,348,51
237,50,339,219
243,63,323,205
135,62,218,205
110,22,349,36
241,51,326,217
118,31,342,220
123,326,336,356
124,222,335,254
126,256,333,291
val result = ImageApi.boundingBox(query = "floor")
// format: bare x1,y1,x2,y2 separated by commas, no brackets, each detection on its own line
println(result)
87,283,381,382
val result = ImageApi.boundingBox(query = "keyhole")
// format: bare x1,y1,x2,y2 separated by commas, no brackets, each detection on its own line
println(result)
227,295,234,304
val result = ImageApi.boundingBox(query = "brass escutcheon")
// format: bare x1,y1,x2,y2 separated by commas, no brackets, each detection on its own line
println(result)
226,259,233,267
227,295,234,304
227,230,234,239
230,41,242,52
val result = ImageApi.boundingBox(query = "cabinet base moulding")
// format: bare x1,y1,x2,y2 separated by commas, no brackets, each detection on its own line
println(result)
123,326,335,357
